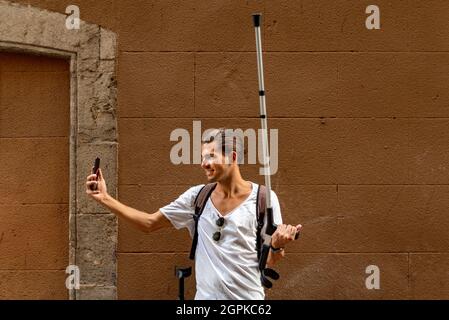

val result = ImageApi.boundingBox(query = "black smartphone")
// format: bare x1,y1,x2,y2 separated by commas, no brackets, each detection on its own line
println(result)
90,157,100,190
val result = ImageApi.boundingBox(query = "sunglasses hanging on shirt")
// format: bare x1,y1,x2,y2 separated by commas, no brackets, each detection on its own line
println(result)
213,217,225,241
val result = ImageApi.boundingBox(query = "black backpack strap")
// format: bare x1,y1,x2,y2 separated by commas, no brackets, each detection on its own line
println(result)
189,183,217,260
256,185,266,260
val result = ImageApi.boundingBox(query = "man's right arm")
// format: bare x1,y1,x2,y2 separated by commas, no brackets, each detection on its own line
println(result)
99,194,172,233
86,169,172,233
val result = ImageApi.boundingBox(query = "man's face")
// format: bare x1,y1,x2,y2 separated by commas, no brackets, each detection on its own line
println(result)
201,142,233,182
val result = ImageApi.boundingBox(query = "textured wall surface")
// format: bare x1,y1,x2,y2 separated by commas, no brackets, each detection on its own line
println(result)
8,0,449,299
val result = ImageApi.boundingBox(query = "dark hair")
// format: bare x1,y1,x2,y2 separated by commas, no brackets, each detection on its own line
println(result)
202,128,246,164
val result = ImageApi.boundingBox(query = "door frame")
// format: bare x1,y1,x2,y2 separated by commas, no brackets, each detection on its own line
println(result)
0,1,118,299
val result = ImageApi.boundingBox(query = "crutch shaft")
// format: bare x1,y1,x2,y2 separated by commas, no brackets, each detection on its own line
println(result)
253,13,272,210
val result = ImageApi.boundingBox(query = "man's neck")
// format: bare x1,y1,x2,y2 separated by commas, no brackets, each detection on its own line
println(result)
215,175,251,198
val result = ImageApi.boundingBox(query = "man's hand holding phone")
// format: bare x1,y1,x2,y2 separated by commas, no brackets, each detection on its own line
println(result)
86,157,108,202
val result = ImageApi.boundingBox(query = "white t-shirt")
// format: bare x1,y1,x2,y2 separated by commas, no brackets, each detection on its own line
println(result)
159,181,283,300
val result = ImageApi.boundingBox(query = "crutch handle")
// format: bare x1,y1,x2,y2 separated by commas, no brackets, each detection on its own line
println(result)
175,266,191,279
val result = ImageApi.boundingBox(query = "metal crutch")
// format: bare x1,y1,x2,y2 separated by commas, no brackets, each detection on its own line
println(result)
252,13,299,289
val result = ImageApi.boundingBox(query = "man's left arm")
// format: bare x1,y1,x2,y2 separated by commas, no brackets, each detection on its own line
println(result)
266,224,302,268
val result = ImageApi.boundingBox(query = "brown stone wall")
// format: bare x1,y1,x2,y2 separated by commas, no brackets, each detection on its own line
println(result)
0,52,70,299
10,0,449,299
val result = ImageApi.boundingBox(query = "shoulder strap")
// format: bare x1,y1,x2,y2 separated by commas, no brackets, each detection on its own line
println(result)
189,183,217,260
256,185,266,260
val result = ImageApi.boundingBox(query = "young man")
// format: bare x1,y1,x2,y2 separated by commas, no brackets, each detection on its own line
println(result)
86,128,302,300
